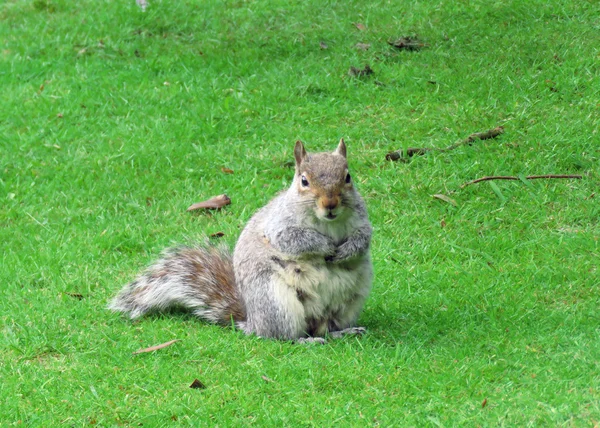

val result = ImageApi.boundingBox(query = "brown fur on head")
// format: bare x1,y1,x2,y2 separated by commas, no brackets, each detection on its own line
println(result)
293,139,353,221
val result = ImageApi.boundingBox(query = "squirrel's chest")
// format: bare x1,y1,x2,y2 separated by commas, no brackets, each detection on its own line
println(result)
271,256,362,317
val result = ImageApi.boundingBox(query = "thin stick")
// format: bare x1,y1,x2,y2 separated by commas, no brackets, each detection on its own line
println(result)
441,126,505,152
460,174,582,188
133,339,179,355
386,126,504,161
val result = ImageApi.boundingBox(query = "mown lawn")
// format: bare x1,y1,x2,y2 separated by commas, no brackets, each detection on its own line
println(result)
1,0,599,425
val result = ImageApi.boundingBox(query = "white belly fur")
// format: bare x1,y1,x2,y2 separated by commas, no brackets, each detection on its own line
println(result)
271,255,364,322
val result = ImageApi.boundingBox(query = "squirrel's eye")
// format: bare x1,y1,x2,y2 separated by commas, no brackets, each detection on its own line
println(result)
301,175,309,187
345,173,351,183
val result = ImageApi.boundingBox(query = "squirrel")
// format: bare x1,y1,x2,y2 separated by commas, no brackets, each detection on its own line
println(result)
108,139,373,343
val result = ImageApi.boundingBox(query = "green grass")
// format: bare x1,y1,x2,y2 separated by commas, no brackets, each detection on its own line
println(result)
1,0,599,425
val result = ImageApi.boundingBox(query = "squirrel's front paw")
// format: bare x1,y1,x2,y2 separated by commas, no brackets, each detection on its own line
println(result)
325,245,355,263
323,239,337,257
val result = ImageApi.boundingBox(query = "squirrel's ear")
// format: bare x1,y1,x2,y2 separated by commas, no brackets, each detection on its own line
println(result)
335,138,347,158
294,140,307,165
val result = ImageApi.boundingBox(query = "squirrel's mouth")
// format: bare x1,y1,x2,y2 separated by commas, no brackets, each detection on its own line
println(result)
316,205,343,222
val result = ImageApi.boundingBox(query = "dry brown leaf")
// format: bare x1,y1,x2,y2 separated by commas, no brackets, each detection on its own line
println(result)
388,36,425,51
355,43,371,50
348,64,374,78
319,41,329,50
432,194,457,207
464,126,504,143
262,375,275,383
189,379,206,389
221,167,234,174
353,23,366,31
133,339,179,355
210,231,225,238
482,398,488,408
187,194,231,211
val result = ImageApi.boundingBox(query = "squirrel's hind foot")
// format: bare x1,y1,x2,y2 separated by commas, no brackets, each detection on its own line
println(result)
296,337,327,345
328,327,366,339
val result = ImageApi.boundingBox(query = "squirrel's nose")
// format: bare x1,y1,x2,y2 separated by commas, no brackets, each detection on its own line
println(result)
321,197,339,211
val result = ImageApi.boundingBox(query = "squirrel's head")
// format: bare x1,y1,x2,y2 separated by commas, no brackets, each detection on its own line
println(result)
293,139,353,222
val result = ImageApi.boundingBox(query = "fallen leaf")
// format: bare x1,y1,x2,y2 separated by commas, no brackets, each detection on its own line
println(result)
464,126,505,143
353,23,366,31
440,219,446,228
221,167,234,174
187,194,231,211
77,48,87,56
189,379,206,389
261,375,274,383
319,41,328,50
355,42,371,50
482,398,487,408
432,194,457,207
385,147,431,161
57,113,63,118
388,36,425,51
133,339,179,355
348,64,374,78
210,231,225,238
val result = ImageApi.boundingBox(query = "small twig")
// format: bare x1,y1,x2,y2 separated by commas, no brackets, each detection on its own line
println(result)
386,126,504,161
441,126,505,152
133,339,179,355
460,174,582,188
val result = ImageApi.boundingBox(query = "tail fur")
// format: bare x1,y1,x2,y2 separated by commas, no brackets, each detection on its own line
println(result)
108,245,246,325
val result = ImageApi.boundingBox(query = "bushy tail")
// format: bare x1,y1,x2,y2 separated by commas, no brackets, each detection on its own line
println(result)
108,245,246,325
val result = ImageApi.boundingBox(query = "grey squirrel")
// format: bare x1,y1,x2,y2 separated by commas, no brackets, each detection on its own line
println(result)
109,140,373,343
